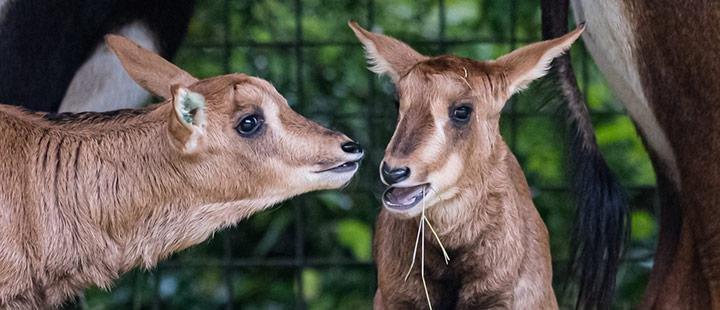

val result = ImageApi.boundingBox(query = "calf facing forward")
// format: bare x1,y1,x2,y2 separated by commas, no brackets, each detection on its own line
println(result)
0,36,363,308
350,22,583,309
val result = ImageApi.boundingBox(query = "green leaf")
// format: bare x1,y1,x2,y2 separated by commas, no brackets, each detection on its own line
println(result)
302,268,322,301
335,219,372,260
631,210,656,241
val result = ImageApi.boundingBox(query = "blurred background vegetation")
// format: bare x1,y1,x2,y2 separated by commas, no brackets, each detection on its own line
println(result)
68,0,658,309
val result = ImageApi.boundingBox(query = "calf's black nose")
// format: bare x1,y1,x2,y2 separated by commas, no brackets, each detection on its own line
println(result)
341,141,363,154
381,162,410,185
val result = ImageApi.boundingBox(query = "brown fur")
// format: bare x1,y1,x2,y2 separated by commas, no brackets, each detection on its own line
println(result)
350,22,583,309
0,36,362,308
558,0,720,308
627,1,720,308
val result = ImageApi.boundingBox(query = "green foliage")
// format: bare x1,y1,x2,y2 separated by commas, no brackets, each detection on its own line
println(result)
70,0,658,309
336,219,373,261
632,211,656,242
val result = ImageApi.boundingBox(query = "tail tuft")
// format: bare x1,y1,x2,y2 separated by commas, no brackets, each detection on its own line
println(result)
541,0,630,308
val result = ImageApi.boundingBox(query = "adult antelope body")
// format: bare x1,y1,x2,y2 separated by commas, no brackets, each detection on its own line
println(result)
0,35,364,308
350,22,595,309
543,0,720,308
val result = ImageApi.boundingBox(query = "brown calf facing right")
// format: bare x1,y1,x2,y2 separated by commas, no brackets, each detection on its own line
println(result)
0,36,363,308
350,22,583,309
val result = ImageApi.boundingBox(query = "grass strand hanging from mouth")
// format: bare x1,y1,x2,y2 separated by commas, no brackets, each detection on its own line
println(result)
402,187,451,310
404,216,423,282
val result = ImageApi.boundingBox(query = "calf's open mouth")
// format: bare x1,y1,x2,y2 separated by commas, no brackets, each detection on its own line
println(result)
383,183,430,210
316,159,362,173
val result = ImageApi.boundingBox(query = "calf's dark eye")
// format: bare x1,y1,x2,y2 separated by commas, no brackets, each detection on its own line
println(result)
451,106,472,123
236,114,264,136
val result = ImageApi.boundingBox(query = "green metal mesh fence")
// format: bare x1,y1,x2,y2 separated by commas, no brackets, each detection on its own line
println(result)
67,1,658,308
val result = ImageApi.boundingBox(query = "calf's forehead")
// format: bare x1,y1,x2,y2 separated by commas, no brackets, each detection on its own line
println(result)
396,56,503,105
397,71,471,109
232,77,285,103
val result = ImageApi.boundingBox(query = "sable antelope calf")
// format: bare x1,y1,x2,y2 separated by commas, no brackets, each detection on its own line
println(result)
350,22,585,309
0,36,363,308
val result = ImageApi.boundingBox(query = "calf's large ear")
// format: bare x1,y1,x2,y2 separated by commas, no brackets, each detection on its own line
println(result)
106,35,198,99
495,25,584,95
168,85,206,154
348,21,427,83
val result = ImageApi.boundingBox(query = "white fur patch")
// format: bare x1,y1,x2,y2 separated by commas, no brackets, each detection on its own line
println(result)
388,153,464,218
512,276,544,309
572,0,680,189
418,110,447,163
352,31,401,82
0,0,11,29
251,93,359,189
175,90,206,153
58,21,159,113
424,153,463,213
176,88,206,125
260,95,297,151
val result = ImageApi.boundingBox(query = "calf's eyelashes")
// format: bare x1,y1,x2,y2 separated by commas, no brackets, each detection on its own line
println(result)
450,104,472,124
235,113,264,137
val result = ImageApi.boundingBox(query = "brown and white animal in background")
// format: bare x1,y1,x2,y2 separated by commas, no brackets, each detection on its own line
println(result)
349,22,585,309
543,0,720,308
0,0,195,113
0,35,364,308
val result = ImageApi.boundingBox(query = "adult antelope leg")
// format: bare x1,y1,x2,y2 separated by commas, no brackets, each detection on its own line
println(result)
639,163,681,309
543,0,720,307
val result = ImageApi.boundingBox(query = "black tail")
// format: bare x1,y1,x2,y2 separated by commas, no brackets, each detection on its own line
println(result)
540,1,630,309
